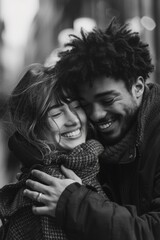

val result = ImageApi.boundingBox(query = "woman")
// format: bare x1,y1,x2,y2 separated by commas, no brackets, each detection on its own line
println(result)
0,63,106,240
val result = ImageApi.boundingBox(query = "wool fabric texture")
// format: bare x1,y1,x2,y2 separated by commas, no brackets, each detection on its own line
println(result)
100,83,160,165
100,123,137,164
0,139,105,240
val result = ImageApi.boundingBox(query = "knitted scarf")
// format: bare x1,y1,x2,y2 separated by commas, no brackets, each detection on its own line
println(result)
100,83,160,165
0,139,105,240
99,123,137,165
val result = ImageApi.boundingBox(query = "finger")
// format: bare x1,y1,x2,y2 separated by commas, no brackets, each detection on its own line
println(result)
23,189,39,201
61,165,74,178
26,179,49,194
32,205,55,217
31,170,56,185
16,172,22,180
61,165,82,184
24,189,47,204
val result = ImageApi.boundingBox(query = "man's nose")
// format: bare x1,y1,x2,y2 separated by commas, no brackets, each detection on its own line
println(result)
90,103,106,122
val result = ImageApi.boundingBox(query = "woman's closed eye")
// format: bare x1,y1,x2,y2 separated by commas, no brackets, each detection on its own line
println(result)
49,111,62,118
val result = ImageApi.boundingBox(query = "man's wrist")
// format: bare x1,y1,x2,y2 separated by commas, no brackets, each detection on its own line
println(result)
55,182,81,226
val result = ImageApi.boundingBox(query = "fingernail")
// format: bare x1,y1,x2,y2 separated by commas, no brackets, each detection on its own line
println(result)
26,179,30,185
31,170,36,175
23,189,27,194
32,206,36,213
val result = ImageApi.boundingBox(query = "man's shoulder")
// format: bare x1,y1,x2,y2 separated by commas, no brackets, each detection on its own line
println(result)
147,82,160,91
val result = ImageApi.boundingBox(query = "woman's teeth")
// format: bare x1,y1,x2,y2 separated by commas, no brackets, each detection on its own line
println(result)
62,129,80,138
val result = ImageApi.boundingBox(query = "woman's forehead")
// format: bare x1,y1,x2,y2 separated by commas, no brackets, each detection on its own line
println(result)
49,96,73,109
53,88,77,102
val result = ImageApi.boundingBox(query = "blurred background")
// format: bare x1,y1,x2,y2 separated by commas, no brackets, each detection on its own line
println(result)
0,0,159,187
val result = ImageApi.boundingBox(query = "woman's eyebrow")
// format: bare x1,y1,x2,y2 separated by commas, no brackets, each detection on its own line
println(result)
48,104,63,111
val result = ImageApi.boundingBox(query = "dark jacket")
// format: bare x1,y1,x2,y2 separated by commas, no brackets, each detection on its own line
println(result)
55,83,160,240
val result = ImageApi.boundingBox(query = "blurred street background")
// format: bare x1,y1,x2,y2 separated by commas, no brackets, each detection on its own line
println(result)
0,0,159,187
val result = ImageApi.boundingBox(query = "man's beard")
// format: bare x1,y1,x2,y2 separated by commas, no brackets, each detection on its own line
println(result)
94,107,138,146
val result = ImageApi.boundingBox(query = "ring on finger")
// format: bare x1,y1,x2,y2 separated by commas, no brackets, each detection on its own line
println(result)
36,192,42,203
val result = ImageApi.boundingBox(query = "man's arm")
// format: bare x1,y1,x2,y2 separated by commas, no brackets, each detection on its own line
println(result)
56,182,160,240
24,167,160,240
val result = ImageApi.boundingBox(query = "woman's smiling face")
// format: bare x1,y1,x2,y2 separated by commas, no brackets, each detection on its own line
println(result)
46,99,87,150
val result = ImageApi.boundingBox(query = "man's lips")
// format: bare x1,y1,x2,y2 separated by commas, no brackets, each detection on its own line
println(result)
98,121,112,130
96,118,116,131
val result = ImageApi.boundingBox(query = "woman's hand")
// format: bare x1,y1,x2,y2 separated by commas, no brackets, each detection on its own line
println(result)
23,166,82,217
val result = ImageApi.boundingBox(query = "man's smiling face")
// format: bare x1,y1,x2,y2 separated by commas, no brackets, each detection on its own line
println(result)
78,76,143,145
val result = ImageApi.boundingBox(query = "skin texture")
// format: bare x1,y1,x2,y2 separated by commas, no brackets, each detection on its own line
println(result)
23,76,145,216
78,76,144,145
23,99,87,216
24,167,79,217
47,100,87,150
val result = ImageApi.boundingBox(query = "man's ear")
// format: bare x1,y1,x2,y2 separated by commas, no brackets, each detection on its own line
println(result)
134,76,145,98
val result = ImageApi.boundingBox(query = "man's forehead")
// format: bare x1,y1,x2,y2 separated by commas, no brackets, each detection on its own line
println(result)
78,76,126,100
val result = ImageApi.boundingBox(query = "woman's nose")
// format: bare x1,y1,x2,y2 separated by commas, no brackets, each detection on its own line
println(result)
65,109,79,126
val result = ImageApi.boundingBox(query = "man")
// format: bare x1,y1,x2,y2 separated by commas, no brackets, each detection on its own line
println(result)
12,18,160,239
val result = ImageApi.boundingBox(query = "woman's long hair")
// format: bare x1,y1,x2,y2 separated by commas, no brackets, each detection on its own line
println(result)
9,63,65,158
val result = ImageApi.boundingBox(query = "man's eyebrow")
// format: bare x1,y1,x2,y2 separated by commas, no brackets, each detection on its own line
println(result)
95,91,118,99
79,91,119,101
79,91,119,102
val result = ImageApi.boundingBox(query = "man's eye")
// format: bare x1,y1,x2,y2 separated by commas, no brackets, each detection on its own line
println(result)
102,98,115,105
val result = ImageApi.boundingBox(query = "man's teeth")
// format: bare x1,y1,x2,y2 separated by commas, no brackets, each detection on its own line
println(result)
99,122,112,130
63,129,80,138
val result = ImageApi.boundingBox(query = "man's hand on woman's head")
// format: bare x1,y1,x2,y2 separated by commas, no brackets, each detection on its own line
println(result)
23,166,82,217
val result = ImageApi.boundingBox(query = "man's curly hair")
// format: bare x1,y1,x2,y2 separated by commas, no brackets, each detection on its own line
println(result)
55,17,154,92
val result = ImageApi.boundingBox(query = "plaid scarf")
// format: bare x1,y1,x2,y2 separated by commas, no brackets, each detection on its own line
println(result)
0,139,105,240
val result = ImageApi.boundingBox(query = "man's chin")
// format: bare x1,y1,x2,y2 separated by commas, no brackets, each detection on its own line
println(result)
98,131,124,146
